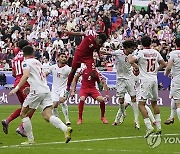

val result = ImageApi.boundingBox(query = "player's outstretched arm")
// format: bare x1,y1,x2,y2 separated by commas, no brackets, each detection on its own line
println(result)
9,69,30,95
64,30,85,36
164,60,173,76
99,47,112,55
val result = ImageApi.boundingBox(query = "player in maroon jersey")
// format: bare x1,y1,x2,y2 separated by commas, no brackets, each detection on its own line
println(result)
64,31,107,98
1,40,34,137
71,66,109,124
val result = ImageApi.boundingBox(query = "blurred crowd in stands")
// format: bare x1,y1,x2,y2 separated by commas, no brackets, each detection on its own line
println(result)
0,0,179,71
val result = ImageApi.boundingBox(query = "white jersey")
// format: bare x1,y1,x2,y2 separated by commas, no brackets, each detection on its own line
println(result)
48,64,71,91
22,58,50,94
134,48,163,81
112,49,133,79
169,49,180,82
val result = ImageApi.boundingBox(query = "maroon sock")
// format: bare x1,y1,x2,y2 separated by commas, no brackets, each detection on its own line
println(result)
78,100,84,120
67,72,75,91
100,101,105,118
7,108,21,124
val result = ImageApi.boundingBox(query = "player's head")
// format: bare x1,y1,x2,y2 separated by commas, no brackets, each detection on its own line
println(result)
141,36,151,47
96,33,107,47
58,52,67,64
18,39,29,50
123,40,137,54
175,38,180,48
22,45,34,57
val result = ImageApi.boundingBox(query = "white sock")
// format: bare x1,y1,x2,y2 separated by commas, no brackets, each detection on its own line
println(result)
52,107,59,117
155,114,161,130
115,109,122,123
145,105,156,123
120,104,125,115
170,99,176,119
144,118,153,130
61,102,70,123
177,108,180,121
22,117,34,142
131,102,139,122
49,116,67,132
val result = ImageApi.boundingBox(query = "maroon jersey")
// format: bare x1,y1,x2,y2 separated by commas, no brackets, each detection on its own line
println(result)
79,68,100,89
12,51,24,85
76,35,99,59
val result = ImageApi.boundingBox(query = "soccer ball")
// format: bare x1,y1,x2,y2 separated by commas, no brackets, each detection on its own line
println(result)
110,41,120,50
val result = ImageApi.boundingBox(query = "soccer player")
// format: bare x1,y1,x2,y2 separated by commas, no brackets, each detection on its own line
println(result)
63,31,107,98
101,40,140,129
128,36,166,138
46,53,71,125
71,65,109,125
164,38,180,121
2,40,34,137
9,45,72,144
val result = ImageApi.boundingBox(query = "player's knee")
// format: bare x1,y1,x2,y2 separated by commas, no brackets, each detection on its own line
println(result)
80,96,86,101
119,98,124,104
131,96,136,102
53,102,58,108
96,96,104,103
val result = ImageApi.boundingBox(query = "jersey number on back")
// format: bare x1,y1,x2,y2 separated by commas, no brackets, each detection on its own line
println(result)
14,60,22,75
147,59,156,72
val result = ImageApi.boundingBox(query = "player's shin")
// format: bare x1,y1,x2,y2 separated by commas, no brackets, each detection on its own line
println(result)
177,108,180,121
78,100,84,120
170,99,176,119
145,105,156,124
22,117,34,142
131,101,139,122
49,116,67,132
61,103,70,124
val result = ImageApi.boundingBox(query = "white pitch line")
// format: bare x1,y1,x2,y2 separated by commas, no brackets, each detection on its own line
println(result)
0,133,179,149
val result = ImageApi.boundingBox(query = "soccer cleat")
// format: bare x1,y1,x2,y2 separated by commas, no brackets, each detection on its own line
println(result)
16,127,27,137
119,115,125,124
1,120,8,134
112,122,118,126
144,128,155,138
101,117,108,124
164,118,174,125
66,121,71,126
64,90,70,100
134,121,140,130
65,127,73,143
156,129,162,135
21,140,35,145
77,119,82,125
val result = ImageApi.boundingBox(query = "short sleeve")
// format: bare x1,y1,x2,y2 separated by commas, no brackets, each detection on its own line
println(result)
22,61,30,71
134,50,142,61
169,52,174,61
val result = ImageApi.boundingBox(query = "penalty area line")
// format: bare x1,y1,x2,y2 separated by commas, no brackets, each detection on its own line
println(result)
0,133,180,149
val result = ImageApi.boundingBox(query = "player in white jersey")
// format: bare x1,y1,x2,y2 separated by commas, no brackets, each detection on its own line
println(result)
9,46,72,144
164,38,180,122
128,36,166,138
102,40,140,129
46,53,71,125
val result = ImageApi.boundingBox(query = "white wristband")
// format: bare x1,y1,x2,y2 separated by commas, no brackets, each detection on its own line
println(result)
15,85,20,90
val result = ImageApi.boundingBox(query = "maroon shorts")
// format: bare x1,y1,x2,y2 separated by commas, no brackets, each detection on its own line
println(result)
79,88,101,99
71,54,95,71
14,81,29,104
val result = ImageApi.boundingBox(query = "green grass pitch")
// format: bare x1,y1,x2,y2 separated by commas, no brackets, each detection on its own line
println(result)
0,105,179,154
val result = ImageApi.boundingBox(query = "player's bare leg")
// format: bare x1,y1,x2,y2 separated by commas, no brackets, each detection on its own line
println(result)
77,96,85,125
151,101,161,134
43,106,72,143
112,98,125,126
138,101,154,138
52,102,59,117
96,96,108,124
131,96,140,129
164,99,176,125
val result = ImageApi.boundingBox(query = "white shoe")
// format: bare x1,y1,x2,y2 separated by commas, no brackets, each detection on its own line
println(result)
144,128,155,138
21,140,35,145
134,120,140,130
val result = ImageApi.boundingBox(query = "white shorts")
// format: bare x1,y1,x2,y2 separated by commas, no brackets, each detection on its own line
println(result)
23,92,53,112
138,80,158,101
170,80,180,101
51,88,66,102
116,78,136,98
